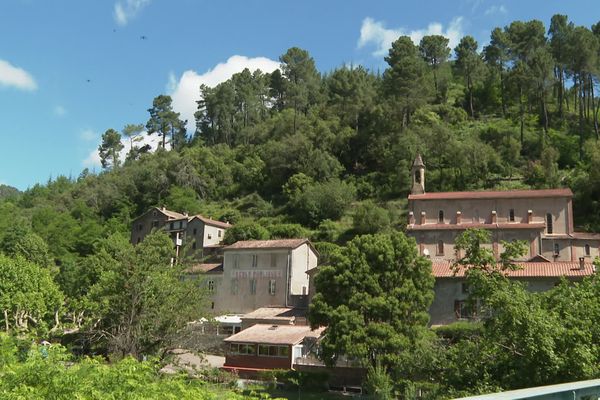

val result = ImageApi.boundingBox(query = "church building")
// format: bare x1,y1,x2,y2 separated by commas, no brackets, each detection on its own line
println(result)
407,155,600,262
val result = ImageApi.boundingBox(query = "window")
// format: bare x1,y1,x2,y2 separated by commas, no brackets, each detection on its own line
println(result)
269,279,276,295
192,242,196,250
461,282,470,294
233,255,239,269
231,343,255,355
258,345,288,358
554,243,560,256
152,220,159,228
193,228,197,235
207,280,214,293
270,254,277,268
454,300,473,320
415,171,421,184
170,222,174,230
252,254,258,268
509,209,515,222
546,213,553,234
585,244,591,256
231,279,238,295
437,240,444,256
218,230,222,238
250,279,257,294
438,210,444,223
208,233,212,239
137,224,143,231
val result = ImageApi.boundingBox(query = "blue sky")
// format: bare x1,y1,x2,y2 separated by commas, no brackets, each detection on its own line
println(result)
1,0,598,190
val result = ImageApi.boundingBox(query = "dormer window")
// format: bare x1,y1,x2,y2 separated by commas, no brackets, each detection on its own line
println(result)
546,213,553,234
438,210,444,223
509,209,515,222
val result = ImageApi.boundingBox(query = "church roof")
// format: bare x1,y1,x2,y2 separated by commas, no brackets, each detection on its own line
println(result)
408,188,573,201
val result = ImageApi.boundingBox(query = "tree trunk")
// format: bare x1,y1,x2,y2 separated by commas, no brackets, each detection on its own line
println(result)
579,74,585,160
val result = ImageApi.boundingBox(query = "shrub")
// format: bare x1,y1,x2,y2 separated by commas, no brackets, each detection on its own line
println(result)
352,200,391,234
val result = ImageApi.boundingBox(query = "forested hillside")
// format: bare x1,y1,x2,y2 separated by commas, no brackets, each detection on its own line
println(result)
1,13,600,398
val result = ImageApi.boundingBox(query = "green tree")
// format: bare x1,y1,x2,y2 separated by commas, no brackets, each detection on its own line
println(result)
84,232,205,357
122,123,145,161
419,35,451,101
454,36,483,118
98,128,124,169
0,255,63,334
146,95,187,150
309,231,435,376
352,200,391,234
223,220,270,245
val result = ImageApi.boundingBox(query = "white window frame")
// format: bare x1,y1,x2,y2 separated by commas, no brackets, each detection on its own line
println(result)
268,279,276,295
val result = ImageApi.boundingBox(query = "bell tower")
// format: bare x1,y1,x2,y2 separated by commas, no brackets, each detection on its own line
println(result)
411,154,425,195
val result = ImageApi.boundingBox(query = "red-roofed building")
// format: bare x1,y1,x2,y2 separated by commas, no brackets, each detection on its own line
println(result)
407,155,600,263
429,259,596,325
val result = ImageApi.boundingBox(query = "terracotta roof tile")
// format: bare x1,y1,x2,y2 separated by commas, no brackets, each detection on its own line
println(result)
225,239,309,250
223,324,324,345
408,222,546,231
192,215,232,229
431,260,595,278
408,188,573,201
242,307,306,320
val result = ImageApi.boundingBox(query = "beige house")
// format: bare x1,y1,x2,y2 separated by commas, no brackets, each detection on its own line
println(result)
210,239,318,314
130,207,231,258
407,155,600,262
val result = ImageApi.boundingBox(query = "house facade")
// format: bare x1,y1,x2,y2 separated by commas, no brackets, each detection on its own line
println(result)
210,239,318,314
130,207,231,258
407,155,600,262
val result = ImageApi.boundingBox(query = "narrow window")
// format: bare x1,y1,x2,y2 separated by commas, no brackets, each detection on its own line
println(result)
207,280,214,293
250,279,256,294
252,254,258,268
192,242,196,250
509,209,515,222
415,171,421,184
193,228,197,235
585,244,591,256
233,255,239,269
554,243,560,255
269,279,276,295
218,230,222,238
438,210,444,223
546,213,553,234
437,240,444,256
208,233,212,239
170,222,174,230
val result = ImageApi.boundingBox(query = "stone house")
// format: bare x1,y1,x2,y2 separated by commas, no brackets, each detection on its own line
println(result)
130,206,231,258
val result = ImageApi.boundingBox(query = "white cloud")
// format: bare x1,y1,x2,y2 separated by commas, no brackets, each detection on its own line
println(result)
53,105,67,117
113,0,150,26
484,5,507,16
0,59,37,91
83,130,165,168
80,129,97,142
168,55,280,131
358,17,465,57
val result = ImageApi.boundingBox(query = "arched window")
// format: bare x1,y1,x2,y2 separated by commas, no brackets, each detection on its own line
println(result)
438,210,444,223
415,171,421,184
437,240,444,255
585,244,591,256
509,209,515,222
546,213,553,234
554,243,560,256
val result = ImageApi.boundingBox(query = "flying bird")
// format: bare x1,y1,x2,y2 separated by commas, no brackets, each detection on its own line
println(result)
140,35,147,40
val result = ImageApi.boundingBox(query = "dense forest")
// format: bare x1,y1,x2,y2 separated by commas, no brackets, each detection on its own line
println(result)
1,13,600,398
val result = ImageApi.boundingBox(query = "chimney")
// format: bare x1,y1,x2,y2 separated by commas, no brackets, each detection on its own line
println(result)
408,211,415,225
579,257,585,270
491,210,497,224
527,210,533,224
456,211,462,224
420,211,426,225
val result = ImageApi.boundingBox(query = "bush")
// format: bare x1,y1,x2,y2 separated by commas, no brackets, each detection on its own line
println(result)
352,200,391,234
289,180,355,227
312,219,340,242
268,223,311,239
223,221,270,245
433,321,483,343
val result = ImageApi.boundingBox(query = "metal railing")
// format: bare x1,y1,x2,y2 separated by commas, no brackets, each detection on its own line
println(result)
454,379,600,400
